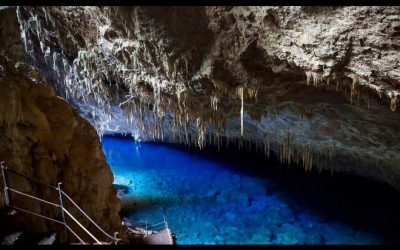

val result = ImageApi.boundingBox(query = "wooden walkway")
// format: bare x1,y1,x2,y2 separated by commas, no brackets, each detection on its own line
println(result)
143,228,174,245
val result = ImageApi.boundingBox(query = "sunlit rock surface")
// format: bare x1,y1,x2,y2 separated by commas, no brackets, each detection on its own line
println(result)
0,57,123,243
2,6,400,190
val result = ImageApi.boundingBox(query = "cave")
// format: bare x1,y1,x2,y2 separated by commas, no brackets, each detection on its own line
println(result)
1,5,400,246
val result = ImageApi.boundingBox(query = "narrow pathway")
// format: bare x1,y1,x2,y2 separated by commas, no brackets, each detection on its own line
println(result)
143,228,174,245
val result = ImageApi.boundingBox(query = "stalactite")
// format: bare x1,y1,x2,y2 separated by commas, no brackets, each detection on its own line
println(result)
390,94,397,112
312,72,323,87
350,74,359,104
306,71,312,86
184,120,189,145
255,140,258,153
161,122,164,141
328,144,336,175
237,86,244,137
210,94,219,111
247,86,257,100
263,139,267,155
196,117,206,150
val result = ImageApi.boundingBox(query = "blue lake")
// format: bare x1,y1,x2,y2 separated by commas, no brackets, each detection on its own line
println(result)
101,135,400,244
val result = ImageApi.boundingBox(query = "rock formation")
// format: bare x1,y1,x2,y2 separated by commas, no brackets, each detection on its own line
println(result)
1,7,400,191
0,56,123,243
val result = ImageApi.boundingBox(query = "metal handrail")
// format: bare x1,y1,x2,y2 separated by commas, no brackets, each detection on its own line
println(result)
62,207,101,244
143,217,174,244
8,187,61,208
60,190,119,242
9,205,86,245
9,165,118,241
5,168,58,190
64,224,87,245
0,161,120,245
9,205,65,225
146,221,165,228
144,217,170,237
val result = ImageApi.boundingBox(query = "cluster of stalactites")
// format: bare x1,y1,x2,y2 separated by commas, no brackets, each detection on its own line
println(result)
162,123,338,175
276,132,337,175
15,7,344,175
305,70,399,112
306,71,326,88
16,6,116,115
107,79,343,176
210,94,219,111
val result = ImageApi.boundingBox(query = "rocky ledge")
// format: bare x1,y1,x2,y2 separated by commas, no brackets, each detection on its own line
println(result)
0,56,126,243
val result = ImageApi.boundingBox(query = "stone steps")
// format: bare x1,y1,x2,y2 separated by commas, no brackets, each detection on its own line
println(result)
0,208,58,245
1,231,58,245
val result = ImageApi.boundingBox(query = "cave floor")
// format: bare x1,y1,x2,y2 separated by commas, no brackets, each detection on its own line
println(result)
102,136,400,245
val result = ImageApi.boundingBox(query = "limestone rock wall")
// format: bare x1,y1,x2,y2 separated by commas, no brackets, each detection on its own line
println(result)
0,56,123,243
2,6,400,191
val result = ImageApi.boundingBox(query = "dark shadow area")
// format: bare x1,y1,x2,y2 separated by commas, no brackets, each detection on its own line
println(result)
119,195,179,217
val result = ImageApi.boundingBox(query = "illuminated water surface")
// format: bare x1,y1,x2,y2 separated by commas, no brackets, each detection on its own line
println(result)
102,135,400,244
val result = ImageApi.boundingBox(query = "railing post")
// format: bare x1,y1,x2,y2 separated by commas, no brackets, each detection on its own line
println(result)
1,161,10,206
164,216,168,229
0,163,118,245
163,216,173,244
57,182,70,242
114,232,119,245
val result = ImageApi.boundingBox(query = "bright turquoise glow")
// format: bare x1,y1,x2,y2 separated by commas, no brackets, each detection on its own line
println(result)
102,136,399,245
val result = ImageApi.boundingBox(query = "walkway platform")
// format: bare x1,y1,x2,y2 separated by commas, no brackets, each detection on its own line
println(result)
143,228,174,245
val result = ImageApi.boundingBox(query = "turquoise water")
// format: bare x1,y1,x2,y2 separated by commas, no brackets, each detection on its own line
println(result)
102,135,400,244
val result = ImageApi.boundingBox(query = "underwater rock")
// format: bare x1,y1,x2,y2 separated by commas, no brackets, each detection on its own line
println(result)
303,231,323,244
275,223,304,244
225,212,236,221
250,231,272,244
230,191,251,206
205,188,219,198
279,208,295,223
114,175,133,187
114,184,130,198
